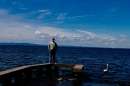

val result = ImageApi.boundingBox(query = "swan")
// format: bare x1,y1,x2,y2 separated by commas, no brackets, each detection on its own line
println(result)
103,64,108,73
57,78,62,81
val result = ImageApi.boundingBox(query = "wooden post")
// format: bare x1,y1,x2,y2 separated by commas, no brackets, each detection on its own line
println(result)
54,67,59,75
46,64,52,76
24,68,32,82
1,74,12,86
37,67,43,77
14,71,23,85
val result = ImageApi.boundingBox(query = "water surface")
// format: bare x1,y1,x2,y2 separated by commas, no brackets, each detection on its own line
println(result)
0,45,130,86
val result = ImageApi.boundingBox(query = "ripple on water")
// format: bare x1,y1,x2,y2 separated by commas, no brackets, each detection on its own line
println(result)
0,45,130,85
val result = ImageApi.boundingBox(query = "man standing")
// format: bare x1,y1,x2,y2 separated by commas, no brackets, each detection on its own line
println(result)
48,37,58,63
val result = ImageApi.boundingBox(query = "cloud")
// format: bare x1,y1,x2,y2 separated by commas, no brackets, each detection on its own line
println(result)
0,9,129,47
118,35,127,38
39,10,49,12
36,27,79,37
35,31,42,35
57,14,94,21
117,35,127,43
0,10,35,43
0,9,9,15
0,17,128,47
12,2,16,5
20,8,28,10
57,13,67,20
66,15,94,19
77,30,96,36
0,9,24,22
24,25,31,28
38,10,52,19
34,27,126,47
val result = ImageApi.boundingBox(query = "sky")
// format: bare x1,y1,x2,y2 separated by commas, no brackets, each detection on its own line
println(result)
0,0,130,48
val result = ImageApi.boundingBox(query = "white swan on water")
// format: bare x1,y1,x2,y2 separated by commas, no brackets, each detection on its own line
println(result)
103,64,108,73
57,78,62,81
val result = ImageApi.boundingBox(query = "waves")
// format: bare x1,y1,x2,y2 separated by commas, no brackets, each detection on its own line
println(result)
0,45,130,85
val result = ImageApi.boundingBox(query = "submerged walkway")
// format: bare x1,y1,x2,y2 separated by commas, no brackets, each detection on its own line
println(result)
0,63,84,86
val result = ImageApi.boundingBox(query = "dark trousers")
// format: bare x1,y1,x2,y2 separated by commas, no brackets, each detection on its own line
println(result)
49,50,56,63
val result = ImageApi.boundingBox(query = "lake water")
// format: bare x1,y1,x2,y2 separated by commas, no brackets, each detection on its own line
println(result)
0,45,130,86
